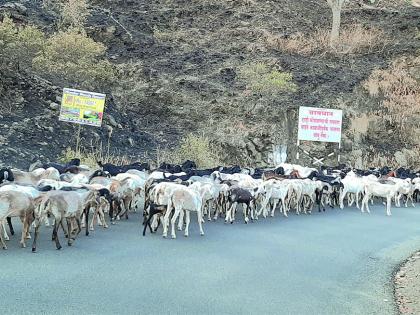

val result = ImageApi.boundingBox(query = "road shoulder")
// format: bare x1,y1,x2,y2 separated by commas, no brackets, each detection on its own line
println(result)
395,250,420,315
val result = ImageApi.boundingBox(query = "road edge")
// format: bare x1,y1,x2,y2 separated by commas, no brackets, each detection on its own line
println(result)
393,250,420,315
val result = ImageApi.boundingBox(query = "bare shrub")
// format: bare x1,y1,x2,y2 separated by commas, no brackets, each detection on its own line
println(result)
113,61,149,109
335,25,388,54
264,24,388,56
156,134,222,168
60,142,131,169
363,57,420,131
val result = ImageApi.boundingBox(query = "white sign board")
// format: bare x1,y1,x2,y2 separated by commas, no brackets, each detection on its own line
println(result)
298,106,343,143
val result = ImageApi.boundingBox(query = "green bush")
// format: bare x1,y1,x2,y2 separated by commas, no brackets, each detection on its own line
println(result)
239,62,297,95
33,29,115,89
60,0,90,29
0,16,45,69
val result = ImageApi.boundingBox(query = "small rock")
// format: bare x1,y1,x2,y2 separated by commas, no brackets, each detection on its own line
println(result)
105,125,113,138
16,96,25,104
91,132,100,142
45,126,54,133
106,25,117,34
49,102,59,110
2,3,27,15
128,137,134,147
108,114,118,127
155,87,165,94
56,95,62,103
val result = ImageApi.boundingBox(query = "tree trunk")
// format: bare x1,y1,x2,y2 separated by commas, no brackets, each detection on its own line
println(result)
330,5,341,47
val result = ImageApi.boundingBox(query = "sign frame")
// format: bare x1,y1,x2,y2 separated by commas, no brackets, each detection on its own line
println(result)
59,88,106,127
296,106,343,165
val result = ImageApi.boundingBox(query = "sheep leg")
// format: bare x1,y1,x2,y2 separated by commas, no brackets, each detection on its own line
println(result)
229,203,236,223
100,207,108,228
396,194,401,207
75,217,82,237
348,193,354,207
143,211,156,236
361,194,370,213
243,204,249,224
184,211,191,237
171,208,181,239
19,215,28,248
213,206,219,220
89,213,96,231
31,220,41,252
250,201,255,221
177,209,184,231
386,197,392,216
225,203,235,223
6,217,14,236
1,221,9,241
162,208,172,238
53,220,62,250
25,212,34,239
142,215,151,236
62,219,70,239
207,201,212,221
360,194,365,213
339,190,346,209
271,200,278,217
84,209,89,237
198,210,204,236
354,192,360,209
0,221,7,250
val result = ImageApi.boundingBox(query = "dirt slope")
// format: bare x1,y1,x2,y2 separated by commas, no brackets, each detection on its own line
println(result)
0,0,419,168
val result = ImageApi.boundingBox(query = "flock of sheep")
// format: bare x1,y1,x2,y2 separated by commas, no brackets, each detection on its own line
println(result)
0,159,419,252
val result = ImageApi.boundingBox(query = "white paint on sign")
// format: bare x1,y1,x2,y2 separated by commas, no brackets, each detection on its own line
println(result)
297,106,343,143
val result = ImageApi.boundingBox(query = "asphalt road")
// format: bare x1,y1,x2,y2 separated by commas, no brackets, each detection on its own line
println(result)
1,204,420,315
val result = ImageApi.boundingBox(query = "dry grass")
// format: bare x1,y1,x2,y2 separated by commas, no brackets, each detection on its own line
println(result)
60,141,131,169
155,134,222,168
263,24,388,56
363,57,420,129
348,146,420,169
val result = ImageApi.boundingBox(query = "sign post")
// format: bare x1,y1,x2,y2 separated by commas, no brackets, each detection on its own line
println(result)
296,106,343,166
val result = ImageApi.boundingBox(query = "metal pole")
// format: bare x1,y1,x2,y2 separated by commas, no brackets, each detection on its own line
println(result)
338,142,341,163
76,124,81,154
296,140,300,160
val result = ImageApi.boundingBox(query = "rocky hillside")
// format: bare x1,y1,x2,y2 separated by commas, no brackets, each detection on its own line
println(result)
0,0,419,169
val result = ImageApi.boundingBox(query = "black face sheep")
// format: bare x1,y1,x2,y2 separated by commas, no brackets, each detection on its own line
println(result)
0,168,14,184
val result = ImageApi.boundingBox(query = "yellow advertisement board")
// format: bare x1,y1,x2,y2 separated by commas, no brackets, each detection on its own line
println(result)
59,88,106,127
